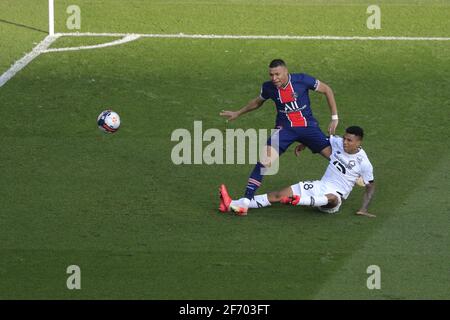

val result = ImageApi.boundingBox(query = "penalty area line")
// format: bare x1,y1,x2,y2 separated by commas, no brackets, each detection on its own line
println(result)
41,34,141,53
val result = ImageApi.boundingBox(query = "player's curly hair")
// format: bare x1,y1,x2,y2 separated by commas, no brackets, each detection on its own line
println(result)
346,126,364,139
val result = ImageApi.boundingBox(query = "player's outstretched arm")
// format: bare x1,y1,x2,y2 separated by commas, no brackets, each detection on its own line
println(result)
220,96,265,121
315,81,339,135
356,181,376,218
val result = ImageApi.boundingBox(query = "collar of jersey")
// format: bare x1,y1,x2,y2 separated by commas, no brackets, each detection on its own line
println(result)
280,74,292,89
344,147,362,156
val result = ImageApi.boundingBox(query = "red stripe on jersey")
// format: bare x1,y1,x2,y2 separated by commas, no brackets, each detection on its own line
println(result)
278,82,295,104
287,111,306,127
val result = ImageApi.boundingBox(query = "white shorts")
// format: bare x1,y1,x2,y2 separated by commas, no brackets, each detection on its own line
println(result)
290,180,343,214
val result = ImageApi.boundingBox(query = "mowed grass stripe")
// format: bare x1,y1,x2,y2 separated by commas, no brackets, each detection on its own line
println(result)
1,0,449,299
313,157,450,299
51,0,450,37
0,38,447,298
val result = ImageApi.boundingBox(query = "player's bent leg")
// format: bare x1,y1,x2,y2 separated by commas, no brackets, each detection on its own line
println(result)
320,194,339,208
281,181,329,207
279,184,301,205
318,193,342,214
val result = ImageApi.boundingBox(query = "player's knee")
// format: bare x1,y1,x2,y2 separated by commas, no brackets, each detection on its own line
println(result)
260,146,279,167
326,194,339,207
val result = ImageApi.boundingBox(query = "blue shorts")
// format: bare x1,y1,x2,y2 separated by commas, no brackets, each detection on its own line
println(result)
267,126,330,154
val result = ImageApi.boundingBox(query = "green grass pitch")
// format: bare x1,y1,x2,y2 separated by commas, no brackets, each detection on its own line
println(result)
0,0,449,299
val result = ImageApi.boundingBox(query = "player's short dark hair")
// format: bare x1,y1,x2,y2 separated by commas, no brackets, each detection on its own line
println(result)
346,126,364,139
269,59,286,68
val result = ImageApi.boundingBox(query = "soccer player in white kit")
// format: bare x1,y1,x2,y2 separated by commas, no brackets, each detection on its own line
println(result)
219,126,376,217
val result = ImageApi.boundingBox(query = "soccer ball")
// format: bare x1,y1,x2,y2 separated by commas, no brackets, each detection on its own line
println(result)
97,110,121,133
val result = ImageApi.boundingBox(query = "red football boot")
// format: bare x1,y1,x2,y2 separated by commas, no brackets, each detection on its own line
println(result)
219,184,232,213
280,195,300,206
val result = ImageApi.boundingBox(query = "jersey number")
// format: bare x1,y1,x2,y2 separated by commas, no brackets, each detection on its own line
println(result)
303,183,314,190
333,161,346,174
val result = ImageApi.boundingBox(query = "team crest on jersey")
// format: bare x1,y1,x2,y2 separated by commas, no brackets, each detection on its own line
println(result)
348,160,356,168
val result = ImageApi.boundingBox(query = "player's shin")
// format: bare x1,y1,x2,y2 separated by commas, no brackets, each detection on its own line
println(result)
250,194,271,208
244,162,265,200
231,194,271,209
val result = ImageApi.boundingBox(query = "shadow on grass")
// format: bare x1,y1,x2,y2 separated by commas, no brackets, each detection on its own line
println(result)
0,19,47,34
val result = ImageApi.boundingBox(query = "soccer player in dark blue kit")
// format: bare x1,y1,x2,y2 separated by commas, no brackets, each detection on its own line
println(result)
219,59,339,215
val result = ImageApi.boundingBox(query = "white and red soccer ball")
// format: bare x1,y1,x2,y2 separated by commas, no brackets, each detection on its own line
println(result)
97,110,121,133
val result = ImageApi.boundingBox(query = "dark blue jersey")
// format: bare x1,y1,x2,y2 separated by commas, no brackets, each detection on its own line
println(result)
260,73,320,128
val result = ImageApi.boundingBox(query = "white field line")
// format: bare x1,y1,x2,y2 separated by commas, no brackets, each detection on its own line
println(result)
0,34,60,88
59,32,450,41
1,32,449,88
41,34,141,53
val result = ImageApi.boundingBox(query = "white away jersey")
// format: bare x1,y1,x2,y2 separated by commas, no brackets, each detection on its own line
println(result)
321,135,374,199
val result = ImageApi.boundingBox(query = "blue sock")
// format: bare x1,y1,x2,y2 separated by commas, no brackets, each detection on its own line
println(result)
244,162,265,200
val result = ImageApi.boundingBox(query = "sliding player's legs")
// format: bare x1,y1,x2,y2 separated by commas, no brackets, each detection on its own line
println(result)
253,180,339,209
267,186,294,202
230,126,332,214
243,126,330,201
235,185,293,213
287,180,342,213
232,180,341,214
243,128,296,201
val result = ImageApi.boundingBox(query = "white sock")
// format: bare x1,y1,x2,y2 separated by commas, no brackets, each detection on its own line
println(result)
298,195,328,207
230,198,251,208
249,194,271,209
